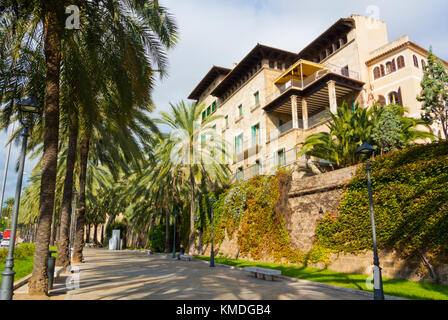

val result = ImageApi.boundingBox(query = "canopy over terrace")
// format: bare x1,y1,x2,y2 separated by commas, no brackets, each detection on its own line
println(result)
273,60,329,86
265,59,364,130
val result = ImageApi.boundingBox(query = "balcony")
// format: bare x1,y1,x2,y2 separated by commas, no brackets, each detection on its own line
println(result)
234,138,262,164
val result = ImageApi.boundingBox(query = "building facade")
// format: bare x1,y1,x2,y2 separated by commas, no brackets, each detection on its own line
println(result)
188,15,447,181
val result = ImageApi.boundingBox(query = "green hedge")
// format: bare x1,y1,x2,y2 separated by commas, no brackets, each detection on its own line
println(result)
0,243,35,264
316,141,448,262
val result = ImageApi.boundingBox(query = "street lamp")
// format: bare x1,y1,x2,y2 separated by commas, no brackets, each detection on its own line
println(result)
209,196,215,268
69,189,78,260
172,208,178,258
0,97,39,300
357,141,384,300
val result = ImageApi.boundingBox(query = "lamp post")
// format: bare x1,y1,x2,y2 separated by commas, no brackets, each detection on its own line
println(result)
209,196,215,268
357,141,384,300
0,97,39,300
69,189,78,260
172,208,178,258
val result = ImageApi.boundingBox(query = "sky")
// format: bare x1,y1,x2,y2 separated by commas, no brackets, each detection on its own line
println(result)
0,0,447,203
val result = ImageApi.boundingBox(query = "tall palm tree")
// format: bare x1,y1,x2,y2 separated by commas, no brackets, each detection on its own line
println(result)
157,101,230,254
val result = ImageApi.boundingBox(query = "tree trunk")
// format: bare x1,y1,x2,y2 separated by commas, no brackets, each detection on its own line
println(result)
420,253,439,284
72,134,90,263
100,224,103,245
164,196,170,252
93,224,98,245
86,224,91,244
29,8,61,296
49,203,57,246
188,165,196,255
56,116,78,269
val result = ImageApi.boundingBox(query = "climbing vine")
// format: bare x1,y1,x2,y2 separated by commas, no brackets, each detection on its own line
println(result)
315,141,448,264
203,170,302,263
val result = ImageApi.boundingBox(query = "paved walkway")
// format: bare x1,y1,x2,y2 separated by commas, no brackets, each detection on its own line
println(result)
64,248,372,300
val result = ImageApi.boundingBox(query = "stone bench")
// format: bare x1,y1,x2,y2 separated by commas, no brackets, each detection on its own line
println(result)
244,267,281,281
179,254,193,261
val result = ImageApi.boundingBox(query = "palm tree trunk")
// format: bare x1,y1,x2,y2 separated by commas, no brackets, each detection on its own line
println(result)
28,8,61,296
72,134,90,263
188,165,196,255
164,194,170,252
56,117,78,269
93,224,98,245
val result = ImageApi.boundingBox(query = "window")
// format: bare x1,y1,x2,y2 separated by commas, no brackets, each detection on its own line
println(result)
378,95,386,106
206,106,211,116
340,36,348,46
413,55,419,68
201,134,206,148
235,133,244,154
238,105,243,119
374,67,381,79
202,111,206,121
341,65,349,77
211,101,216,113
388,91,399,105
277,149,286,167
251,124,260,146
252,160,262,176
254,91,260,106
334,41,340,51
269,61,275,68
277,62,283,70
421,60,427,71
391,59,396,72
380,65,385,77
397,55,405,69
386,62,392,74
224,115,229,128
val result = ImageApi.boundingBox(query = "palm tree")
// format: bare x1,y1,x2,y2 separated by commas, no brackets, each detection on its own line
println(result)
157,101,230,254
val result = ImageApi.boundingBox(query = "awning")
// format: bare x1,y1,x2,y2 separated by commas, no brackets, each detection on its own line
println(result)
274,60,329,85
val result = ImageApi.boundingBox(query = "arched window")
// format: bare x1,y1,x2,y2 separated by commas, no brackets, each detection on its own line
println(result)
373,67,381,79
421,60,427,71
388,91,399,105
391,59,396,72
378,95,386,106
386,62,392,74
380,64,385,77
413,55,419,68
397,56,405,69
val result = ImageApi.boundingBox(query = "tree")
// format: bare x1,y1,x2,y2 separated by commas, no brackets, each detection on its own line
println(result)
417,47,448,139
157,101,230,254
299,102,434,167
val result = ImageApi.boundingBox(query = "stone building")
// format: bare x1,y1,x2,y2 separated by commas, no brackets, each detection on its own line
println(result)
188,15,448,180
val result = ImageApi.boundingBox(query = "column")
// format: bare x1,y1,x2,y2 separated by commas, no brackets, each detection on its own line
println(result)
291,95,298,129
327,80,337,113
302,98,308,130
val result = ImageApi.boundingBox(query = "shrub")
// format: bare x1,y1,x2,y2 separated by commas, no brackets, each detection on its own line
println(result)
315,141,448,265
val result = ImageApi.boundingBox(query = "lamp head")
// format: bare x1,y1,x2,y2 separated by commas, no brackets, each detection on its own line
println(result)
356,141,375,155
18,97,39,114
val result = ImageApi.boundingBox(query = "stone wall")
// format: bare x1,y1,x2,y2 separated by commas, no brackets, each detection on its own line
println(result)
209,165,448,285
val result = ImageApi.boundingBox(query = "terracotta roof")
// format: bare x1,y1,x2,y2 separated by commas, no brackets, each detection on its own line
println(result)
365,40,448,67
298,18,355,60
188,66,231,101
210,44,299,98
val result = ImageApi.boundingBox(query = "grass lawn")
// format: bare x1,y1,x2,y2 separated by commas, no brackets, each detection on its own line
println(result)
196,256,448,300
0,245,58,282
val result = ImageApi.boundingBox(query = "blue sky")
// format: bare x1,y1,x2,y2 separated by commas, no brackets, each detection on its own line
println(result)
0,0,447,203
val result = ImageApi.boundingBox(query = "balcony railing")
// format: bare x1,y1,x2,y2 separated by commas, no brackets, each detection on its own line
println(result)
268,120,304,142
234,138,262,163
266,63,360,107
308,109,331,127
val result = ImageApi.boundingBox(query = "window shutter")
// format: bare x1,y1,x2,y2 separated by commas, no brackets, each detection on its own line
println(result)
391,59,396,72
380,65,385,77
397,87,403,106
378,95,386,106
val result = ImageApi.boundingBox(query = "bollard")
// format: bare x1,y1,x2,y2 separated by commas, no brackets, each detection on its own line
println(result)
47,250,57,289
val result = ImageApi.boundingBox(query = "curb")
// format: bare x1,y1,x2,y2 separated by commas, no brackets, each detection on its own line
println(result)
194,258,405,300
13,266,64,290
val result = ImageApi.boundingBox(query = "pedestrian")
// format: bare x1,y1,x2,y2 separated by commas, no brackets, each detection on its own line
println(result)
177,243,185,260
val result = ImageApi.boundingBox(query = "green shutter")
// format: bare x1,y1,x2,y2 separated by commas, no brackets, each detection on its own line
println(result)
202,111,206,121
207,106,211,116
212,101,216,113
